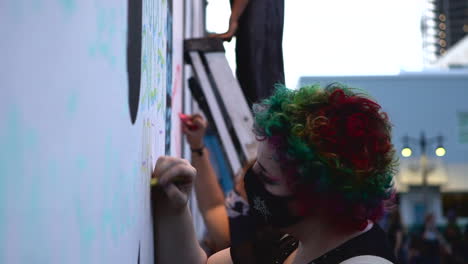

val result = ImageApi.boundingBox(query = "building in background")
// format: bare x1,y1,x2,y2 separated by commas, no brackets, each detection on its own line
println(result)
422,0,468,64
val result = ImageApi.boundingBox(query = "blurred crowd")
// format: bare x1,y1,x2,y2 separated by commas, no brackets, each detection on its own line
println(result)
384,209,468,264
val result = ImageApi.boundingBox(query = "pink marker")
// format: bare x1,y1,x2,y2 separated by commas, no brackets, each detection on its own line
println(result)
179,113,199,130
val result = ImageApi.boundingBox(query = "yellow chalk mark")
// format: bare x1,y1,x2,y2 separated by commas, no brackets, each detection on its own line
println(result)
151,177,158,186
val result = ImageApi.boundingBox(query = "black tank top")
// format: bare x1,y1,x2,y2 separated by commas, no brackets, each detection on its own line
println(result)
231,224,397,264
272,224,397,264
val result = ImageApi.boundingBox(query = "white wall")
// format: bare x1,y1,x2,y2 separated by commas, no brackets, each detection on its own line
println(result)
0,0,179,262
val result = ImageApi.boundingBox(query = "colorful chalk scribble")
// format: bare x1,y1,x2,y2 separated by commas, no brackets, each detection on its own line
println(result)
140,0,169,113
141,118,154,178
139,0,172,179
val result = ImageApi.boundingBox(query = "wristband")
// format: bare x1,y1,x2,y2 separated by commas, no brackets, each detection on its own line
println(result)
191,145,205,156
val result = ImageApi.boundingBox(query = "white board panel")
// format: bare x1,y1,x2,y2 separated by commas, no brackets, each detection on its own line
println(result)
0,0,176,263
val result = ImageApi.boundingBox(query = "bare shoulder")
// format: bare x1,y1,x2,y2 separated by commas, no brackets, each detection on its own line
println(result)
207,248,233,264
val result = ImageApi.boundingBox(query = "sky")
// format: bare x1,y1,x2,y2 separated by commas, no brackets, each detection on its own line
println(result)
206,0,427,87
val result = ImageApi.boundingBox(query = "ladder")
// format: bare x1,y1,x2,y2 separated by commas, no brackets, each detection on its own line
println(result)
184,38,257,176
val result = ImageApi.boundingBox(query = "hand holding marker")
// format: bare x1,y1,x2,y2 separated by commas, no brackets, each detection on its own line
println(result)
178,113,199,131
150,113,201,186
150,159,193,187
150,156,197,211
179,113,207,150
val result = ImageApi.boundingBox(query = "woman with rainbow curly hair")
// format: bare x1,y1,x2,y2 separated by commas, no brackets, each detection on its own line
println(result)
151,84,399,264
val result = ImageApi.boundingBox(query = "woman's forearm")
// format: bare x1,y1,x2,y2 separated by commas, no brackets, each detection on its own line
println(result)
192,149,226,213
230,0,249,23
153,204,207,264
192,149,231,250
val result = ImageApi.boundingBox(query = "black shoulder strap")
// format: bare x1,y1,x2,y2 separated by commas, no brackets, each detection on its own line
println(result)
311,225,397,264
273,235,299,263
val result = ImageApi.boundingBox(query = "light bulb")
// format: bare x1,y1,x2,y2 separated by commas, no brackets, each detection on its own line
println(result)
435,147,446,157
401,148,412,157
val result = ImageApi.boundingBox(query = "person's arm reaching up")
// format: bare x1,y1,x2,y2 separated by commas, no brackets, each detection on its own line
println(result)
182,114,230,251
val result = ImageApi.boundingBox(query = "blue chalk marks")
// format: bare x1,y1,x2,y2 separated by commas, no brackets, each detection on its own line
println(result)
73,135,138,260
0,107,40,262
88,3,125,67
58,0,77,15
67,90,79,116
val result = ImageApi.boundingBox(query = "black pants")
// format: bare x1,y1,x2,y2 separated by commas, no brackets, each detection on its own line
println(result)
234,0,285,108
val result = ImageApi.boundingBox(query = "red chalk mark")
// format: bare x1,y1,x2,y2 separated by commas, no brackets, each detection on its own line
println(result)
172,64,182,98
171,64,183,157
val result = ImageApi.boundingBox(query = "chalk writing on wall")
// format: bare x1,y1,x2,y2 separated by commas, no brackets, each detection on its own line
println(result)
0,0,177,262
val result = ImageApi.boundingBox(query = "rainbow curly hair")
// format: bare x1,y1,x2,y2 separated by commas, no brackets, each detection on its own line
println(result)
253,83,398,231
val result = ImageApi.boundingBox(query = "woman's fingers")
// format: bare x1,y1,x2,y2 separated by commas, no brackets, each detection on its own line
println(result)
152,156,189,183
188,114,205,127
191,116,206,129
152,156,196,207
154,160,196,209
160,164,196,188
190,113,203,120
163,183,188,208
181,120,195,134
152,156,174,181
155,157,197,186
182,124,191,134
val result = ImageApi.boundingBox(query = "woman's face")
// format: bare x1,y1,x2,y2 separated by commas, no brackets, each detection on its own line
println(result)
242,140,305,228
252,141,292,196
